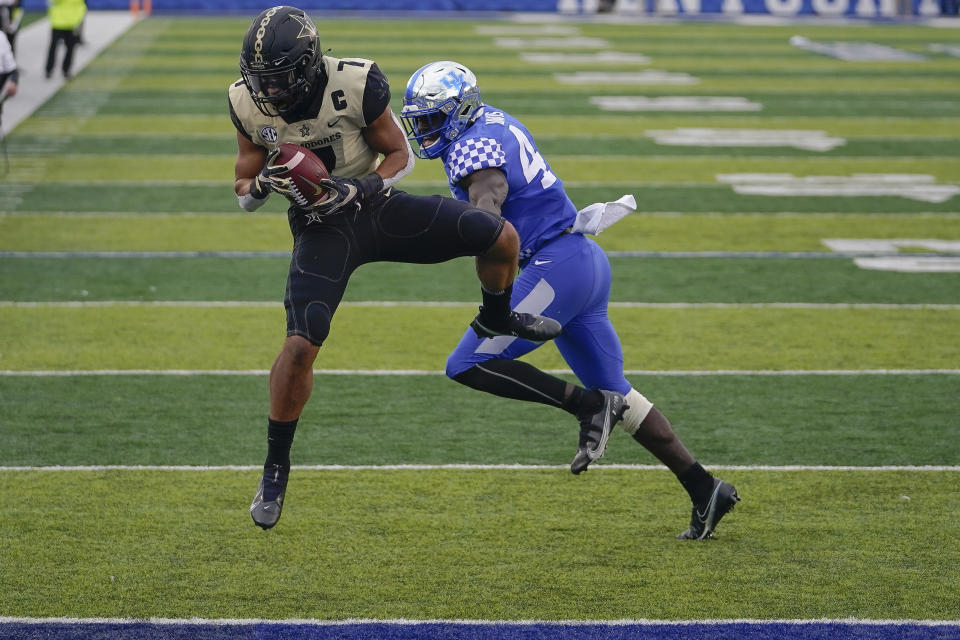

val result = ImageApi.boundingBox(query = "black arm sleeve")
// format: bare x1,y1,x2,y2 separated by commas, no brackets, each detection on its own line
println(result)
361,63,391,126
0,69,15,93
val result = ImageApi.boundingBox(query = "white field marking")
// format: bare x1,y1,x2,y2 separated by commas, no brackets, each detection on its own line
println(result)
855,257,960,272
0,300,469,308
3,301,960,310
494,36,609,49
475,25,580,35
717,173,960,203
521,51,652,64
556,71,698,85
0,617,958,626
0,251,292,258
604,250,960,258
3,211,959,219
11,250,947,259
823,239,960,253
929,43,960,57
2,465,959,472
789,36,928,62
590,96,762,112
9,251,960,261
2,369,958,377
645,128,845,152
823,239,960,273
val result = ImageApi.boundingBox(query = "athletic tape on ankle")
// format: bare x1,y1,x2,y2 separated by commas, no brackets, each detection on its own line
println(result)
621,388,654,435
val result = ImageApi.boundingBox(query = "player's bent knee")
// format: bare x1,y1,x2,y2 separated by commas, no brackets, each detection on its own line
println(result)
289,302,332,347
462,208,509,255
489,218,518,254
445,354,474,381
621,388,654,435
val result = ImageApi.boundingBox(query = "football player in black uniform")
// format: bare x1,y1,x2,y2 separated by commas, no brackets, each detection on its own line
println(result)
230,6,561,530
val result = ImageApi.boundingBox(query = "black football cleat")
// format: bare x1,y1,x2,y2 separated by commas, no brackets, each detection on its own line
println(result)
570,390,628,474
470,308,562,342
250,464,289,530
677,478,740,540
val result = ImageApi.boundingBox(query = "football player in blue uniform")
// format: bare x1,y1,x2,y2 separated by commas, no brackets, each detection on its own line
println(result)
401,61,739,539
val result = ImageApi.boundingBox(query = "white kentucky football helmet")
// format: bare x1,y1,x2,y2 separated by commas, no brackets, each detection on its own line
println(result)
400,61,483,160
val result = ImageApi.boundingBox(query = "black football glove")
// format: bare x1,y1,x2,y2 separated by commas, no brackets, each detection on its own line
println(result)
249,148,294,199
308,173,384,217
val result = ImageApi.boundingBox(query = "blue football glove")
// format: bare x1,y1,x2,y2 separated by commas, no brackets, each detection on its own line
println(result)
309,173,384,217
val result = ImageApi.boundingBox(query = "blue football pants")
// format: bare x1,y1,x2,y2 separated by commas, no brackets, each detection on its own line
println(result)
446,232,631,395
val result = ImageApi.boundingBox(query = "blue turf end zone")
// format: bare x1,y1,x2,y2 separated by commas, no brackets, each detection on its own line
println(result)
3,622,960,640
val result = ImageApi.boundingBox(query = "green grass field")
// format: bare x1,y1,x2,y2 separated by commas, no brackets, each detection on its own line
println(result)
1,13,959,625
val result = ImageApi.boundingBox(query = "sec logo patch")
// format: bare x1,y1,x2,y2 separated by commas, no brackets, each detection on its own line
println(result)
260,126,278,143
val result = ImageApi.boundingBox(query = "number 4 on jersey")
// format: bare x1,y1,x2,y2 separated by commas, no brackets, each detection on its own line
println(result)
509,124,557,189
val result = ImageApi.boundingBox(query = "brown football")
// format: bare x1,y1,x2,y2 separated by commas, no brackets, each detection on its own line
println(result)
273,142,331,207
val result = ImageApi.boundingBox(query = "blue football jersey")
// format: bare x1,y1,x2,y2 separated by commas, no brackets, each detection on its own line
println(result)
442,106,578,263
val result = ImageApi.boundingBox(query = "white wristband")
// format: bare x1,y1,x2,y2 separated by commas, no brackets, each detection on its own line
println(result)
238,191,269,212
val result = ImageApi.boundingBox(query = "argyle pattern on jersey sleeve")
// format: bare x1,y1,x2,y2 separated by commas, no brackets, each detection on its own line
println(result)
445,137,506,183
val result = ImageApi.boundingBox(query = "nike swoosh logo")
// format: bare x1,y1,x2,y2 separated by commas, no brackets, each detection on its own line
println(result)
695,483,721,522
533,260,551,266
327,117,342,127
319,184,358,215
587,393,617,461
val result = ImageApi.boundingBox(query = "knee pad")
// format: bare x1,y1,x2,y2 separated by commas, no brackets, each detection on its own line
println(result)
303,302,332,346
621,388,654,435
459,207,505,253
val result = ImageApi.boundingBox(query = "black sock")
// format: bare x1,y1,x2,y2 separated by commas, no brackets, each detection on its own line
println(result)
453,359,568,408
562,386,604,418
479,284,513,326
264,418,298,470
677,462,715,503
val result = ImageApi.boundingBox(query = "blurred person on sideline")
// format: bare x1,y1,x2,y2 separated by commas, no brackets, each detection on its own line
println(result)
0,0,22,53
45,0,85,80
0,30,16,111
401,61,741,540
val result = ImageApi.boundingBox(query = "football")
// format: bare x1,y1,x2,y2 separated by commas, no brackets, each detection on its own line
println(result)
273,142,331,207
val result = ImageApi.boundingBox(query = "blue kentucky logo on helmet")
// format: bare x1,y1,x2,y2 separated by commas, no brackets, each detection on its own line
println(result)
440,70,464,91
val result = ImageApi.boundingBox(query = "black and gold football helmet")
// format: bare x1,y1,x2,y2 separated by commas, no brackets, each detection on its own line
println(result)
239,5,322,117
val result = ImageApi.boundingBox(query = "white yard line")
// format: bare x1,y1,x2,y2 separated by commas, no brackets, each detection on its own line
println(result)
5,250,960,259
2,369,958,376
2,301,959,310
2,464,958,472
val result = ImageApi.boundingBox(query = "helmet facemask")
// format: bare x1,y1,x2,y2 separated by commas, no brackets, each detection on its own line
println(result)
241,52,318,117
